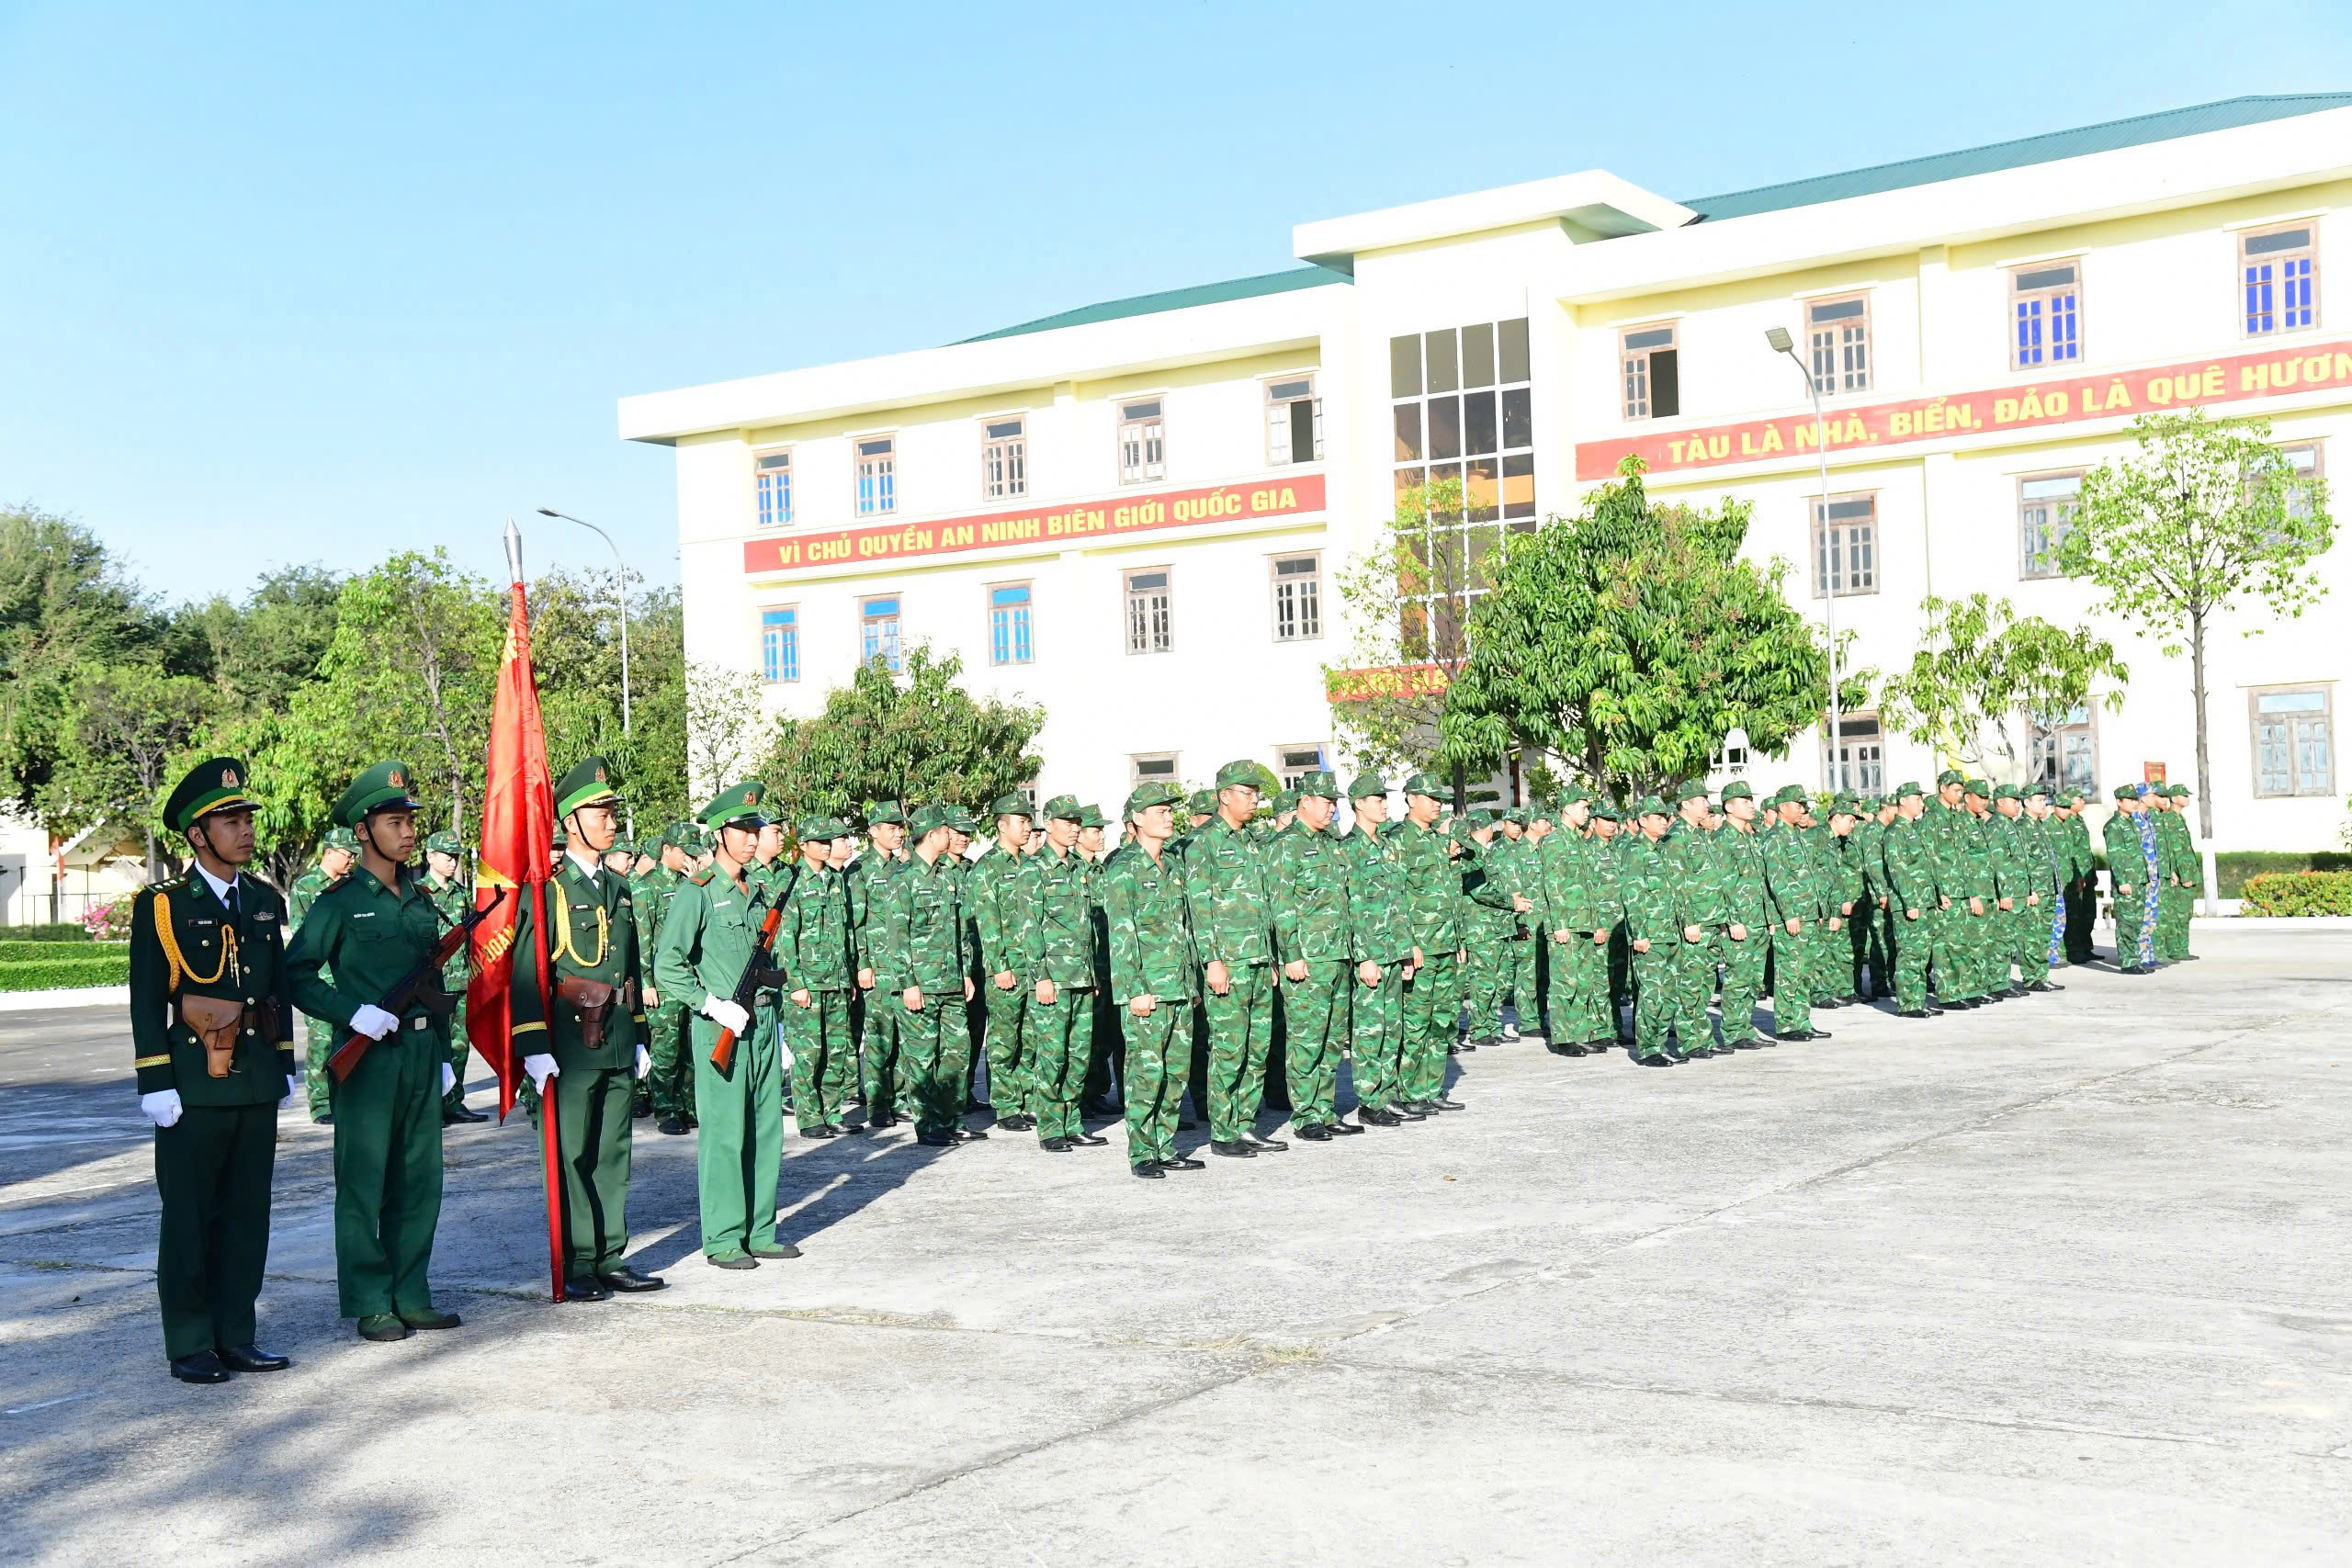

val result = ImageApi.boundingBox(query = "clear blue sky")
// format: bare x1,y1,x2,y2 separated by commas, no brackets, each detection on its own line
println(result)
6,2,2349,602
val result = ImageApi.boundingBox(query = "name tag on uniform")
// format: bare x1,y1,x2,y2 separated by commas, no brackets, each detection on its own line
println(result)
354,911,377,919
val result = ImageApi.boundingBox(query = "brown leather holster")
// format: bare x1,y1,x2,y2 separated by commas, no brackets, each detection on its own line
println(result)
175,995,246,1078
557,976,616,1052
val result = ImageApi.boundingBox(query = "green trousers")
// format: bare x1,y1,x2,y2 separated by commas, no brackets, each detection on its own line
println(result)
553,1062,633,1276
1398,953,1458,1103
2112,878,2154,967
1507,930,1541,1032
980,985,1029,1117
1631,942,1680,1060
1809,917,1848,1003
1022,986,1093,1142
304,1014,336,1120
330,1023,445,1318
1719,928,1768,1042
690,1004,782,1258
860,985,902,1120
1770,924,1812,1034
1865,897,1894,997
784,989,854,1132
1203,966,1275,1141
894,991,963,1138
1279,961,1346,1128
1928,905,1972,1001
645,998,695,1122
1673,931,1723,1052
1545,931,1607,1044
441,998,471,1112
1121,998,1192,1164
1463,934,1510,1040
154,1100,277,1359
1350,964,1406,1112
1892,908,1930,1011
2163,881,2195,960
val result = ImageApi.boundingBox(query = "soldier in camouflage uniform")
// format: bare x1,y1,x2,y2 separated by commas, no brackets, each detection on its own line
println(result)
1880,783,1941,1016
1585,802,1633,1044
291,826,358,1123
1540,789,1613,1055
2057,793,2099,964
419,829,483,1124
1813,796,1865,1010
1486,810,1533,1042
2016,785,2069,991
1621,796,1685,1065
2102,784,2160,974
1344,775,1418,1125
1013,796,1107,1152
776,816,859,1137
639,822,701,1134
1922,771,1990,1008
1395,774,1477,1110
2154,784,2199,962
1510,804,1553,1040
1862,795,1900,999
1185,761,1283,1156
1076,804,1123,1116
1756,785,1827,1042
1459,811,1518,1047
968,794,1036,1131
870,805,979,1145
1660,781,1736,1057
1961,779,2018,999
1099,782,1202,1178
1713,781,1775,1047
1985,784,2041,995
1266,771,1362,1140
848,802,909,1129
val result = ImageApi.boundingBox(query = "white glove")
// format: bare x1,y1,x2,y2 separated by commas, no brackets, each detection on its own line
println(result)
284,1075,300,1105
635,1044,650,1080
349,1004,400,1040
701,995,751,1035
441,1063,457,1095
141,1089,184,1129
523,1054,559,1092
778,1042,795,1069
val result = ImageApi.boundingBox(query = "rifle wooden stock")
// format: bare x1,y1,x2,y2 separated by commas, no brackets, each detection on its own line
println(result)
709,905,784,1074
327,887,509,1083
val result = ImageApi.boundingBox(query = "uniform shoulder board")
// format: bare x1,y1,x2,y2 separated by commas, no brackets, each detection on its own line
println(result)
690,867,715,886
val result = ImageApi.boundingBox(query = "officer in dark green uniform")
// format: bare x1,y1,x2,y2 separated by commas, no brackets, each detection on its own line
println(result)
421,829,484,1125
653,781,796,1269
130,757,297,1384
284,761,464,1343
291,826,357,1123
511,757,663,1300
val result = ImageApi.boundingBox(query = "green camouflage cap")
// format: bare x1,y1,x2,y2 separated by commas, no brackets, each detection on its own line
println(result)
1588,799,1621,821
1347,772,1386,801
322,826,359,852
988,791,1034,820
1718,780,1755,802
1077,804,1106,829
1991,784,2021,801
1829,794,1860,817
1295,770,1339,801
550,828,569,852
1523,796,1555,823
664,819,698,851
1767,783,1806,807
1273,788,1299,814
1213,759,1265,792
908,803,952,837
1963,777,1992,797
946,807,980,834
424,829,462,855
699,780,770,830
165,756,256,833
334,760,422,827
1892,780,1925,801
797,814,849,842
1126,780,1184,818
1041,793,1083,823
2167,783,2192,798
1674,779,1712,804
1401,772,1445,799
1936,768,1965,787
1561,784,1592,807
554,755,623,818
2113,783,2142,801
1185,789,1216,816
863,798,906,827
1633,794,1671,819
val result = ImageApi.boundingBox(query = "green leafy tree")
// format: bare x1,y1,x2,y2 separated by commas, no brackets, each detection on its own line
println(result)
0,506,161,809
1327,473,1508,802
165,564,344,705
1441,460,1860,800
530,568,689,832
2059,409,2335,838
763,645,1041,818
42,663,216,878
1877,593,2129,779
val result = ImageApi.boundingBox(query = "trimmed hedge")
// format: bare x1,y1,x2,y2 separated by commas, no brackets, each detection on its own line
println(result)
3,924,94,943
2238,871,2352,917
0,953,130,991
2216,851,2352,898
0,940,127,964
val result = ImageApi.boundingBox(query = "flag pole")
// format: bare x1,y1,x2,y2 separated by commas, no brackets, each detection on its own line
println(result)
508,519,568,1305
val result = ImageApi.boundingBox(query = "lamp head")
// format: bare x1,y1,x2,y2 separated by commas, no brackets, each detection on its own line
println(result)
1764,326,1793,355
537,507,559,517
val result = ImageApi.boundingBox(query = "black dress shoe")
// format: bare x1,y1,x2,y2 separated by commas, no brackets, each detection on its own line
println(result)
1244,1132,1289,1151
216,1343,290,1372
1468,1035,1500,1047
1926,1006,1946,1016
1039,1136,1074,1152
1898,1009,1934,1019
748,1241,801,1259
598,1265,666,1292
1328,1118,1364,1134
1210,1139,1256,1157
1359,1106,1403,1126
1808,1029,1832,1040
837,1122,869,1135
1159,1154,1204,1170
1071,1131,1109,1145
442,1102,488,1124
915,1130,956,1146
399,1306,461,1330
658,1115,689,1135
1635,1053,1675,1067
1774,1032,1812,1043
170,1349,232,1383
1552,1041,1587,1056
952,1125,989,1141
314,1114,334,1126
1727,1037,1765,1050
563,1275,612,1302
799,1124,837,1139
2029,981,2063,992
1430,1097,1464,1111
1295,1122,1334,1141
1132,1161,1165,1179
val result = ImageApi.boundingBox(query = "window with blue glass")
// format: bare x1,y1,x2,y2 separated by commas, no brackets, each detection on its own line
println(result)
860,595,901,671
2011,262,2080,368
855,435,897,515
2242,225,2315,337
760,606,799,683
755,449,792,528
988,582,1033,666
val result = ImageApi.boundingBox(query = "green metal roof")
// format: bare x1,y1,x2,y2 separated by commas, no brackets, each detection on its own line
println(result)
1682,94,2352,222
956,265,1347,344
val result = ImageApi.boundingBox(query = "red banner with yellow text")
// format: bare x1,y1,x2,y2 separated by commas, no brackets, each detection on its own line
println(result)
1576,338,2352,481
744,473,1326,577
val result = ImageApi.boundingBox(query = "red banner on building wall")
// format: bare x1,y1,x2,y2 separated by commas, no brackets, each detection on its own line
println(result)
743,473,1327,577
1575,338,2352,480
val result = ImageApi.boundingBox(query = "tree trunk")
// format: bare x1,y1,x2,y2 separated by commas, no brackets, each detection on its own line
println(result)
2189,609,2212,840
1451,759,1466,815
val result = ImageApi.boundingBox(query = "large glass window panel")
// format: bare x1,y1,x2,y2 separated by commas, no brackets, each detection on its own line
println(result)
1461,321,1495,388
1498,317,1530,384
1464,457,1499,520
1425,327,1459,394
1394,404,1422,462
1501,387,1532,449
1390,334,1422,398
1427,395,1462,459
1501,453,1535,519
1464,389,1498,456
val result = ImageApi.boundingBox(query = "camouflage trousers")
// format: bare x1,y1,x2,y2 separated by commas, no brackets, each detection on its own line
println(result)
1399,953,1459,1104
1349,964,1407,1112
1809,916,1849,1003
1463,934,1512,1040
441,997,471,1111
1278,961,1347,1129
1929,904,1984,1001
1544,930,1611,1045
1718,926,1768,1043
644,998,696,1123
859,985,902,1122
303,1013,336,1120
2159,879,2195,961
2110,878,2156,969
1203,966,1275,1142
1769,923,1813,1034
1628,942,1679,1059
1121,998,1192,1165
1892,907,1931,1012
979,985,1030,1118
893,992,967,1139
1671,930,1724,1054
783,989,854,1132
1021,986,1093,1143
1508,930,1542,1032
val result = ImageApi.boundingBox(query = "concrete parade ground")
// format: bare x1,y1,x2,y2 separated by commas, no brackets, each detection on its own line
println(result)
2,927,2348,1566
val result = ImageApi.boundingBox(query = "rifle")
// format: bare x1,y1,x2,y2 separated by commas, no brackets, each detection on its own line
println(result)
710,902,786,1074
328,886,512,1083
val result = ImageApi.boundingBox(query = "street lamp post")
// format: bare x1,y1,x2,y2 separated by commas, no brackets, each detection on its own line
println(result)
1765,326,1840,792
536,507,631,739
